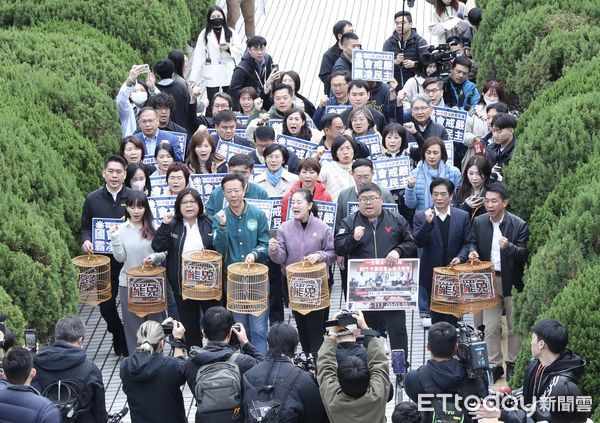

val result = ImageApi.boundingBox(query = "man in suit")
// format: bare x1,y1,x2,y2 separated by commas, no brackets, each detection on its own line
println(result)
413,178,472,326
213,110,255,148
134,107,184,162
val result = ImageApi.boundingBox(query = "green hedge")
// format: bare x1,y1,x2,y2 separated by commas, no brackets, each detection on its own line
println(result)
0,24,141,98
186,0,212,45
0,286,26,344
0,0,191,64
0,191,79,337
513,182,600,336
505,93,600,221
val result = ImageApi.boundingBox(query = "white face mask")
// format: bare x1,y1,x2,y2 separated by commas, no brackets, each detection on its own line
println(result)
131,92,148,107
131,180,146,191
483,95,498,106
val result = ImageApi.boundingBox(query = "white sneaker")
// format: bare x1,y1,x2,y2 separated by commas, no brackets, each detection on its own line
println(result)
422,317,432,328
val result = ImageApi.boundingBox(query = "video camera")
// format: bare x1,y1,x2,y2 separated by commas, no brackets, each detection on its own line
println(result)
293,352,316,376
324,310,357,328
422,43,458,77
456,321,489,380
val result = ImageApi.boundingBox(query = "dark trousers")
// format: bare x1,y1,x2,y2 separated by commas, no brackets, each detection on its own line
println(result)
364,310,408,355
268,261,284,324
293,309,325,355
174,295,220,349
423,280,459,326
101,257,126,348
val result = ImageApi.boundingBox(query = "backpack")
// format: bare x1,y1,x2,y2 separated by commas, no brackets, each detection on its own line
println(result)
41,360,93,422
194,352,242,421
244,360,304,423
416,366,467,423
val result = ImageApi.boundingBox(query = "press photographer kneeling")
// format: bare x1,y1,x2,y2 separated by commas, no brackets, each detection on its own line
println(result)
405,321,488,422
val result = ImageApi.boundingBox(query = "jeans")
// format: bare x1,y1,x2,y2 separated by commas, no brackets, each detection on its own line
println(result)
232,310,268,355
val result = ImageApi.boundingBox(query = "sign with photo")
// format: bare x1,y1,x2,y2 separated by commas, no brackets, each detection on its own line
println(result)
92,218,124,254
347,258,420,311
276,134,319,160
374,157,411,190
352,50,395,82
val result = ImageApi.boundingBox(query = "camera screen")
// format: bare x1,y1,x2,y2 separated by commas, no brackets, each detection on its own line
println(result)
391,349,405,374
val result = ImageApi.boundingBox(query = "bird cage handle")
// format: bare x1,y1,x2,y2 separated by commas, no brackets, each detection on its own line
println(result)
86,253,97,262
142,264,153,272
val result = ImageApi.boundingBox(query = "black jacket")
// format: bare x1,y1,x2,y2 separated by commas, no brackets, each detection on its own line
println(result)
242,356,327,422
156,79,193,132
229,52,274,110
151,215,215,295
340,106,388,134
32,342,107,423
334,208,417,260
485,137,517,169
319,43,343,95
296,92,316,118
120,351,187,423
185,341,263,423
81,186,132,243
331,54,352,75
382,29,429,87
405,358,488,423
471,211,528,296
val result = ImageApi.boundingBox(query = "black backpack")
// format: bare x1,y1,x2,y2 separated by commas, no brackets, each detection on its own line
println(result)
416,366,467,423
244,360,303,423
41,360,94,422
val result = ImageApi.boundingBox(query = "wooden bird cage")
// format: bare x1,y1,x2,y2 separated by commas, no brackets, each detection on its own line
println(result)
181,250,223,301
126,265,168,318
286,261,329,315
227,262,269,316
430,261,500,317
72,254,111,306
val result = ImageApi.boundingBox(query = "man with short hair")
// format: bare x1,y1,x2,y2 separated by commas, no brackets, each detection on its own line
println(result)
213,174,270,354
229,36,277,110
443,56,480,111
317,114,346,153
422,77,445,107
250,125,300,174
313,71,351,130
0,347,61,423
213,109,254,148
405,322,487,423
405,94,448,163
80,155,132,356
153,58,192,131
146,93,188,134
32,316,108,423
319,20,354,95
383,11,428,88
185,306,263,423
205,154,269,216
191,92,235,130
340,80,387,133
469,182,528,383
485,113,518,180
318,310,389,423
332,32,361,74
133,107,184,162
335,182,417,355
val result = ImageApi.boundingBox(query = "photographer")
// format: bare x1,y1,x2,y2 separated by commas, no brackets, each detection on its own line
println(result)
318,310,390,423
405,322,488,423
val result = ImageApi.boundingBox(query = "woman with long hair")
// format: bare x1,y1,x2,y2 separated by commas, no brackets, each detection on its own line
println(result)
110,190,166,354
185,131,226,174
456,155,491,220
269,189,336,358
282,107,320,142
429,0,471,44
319,135,357,202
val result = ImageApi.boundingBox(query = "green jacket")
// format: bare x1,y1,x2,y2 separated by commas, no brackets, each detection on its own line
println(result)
317,337,390,423
212,202,270,266
205,182,269,217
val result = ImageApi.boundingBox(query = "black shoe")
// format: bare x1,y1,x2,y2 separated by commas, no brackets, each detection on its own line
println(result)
491,365,504,383
506,361,515,383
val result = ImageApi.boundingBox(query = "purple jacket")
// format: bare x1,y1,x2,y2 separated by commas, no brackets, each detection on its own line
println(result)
269,214,336,270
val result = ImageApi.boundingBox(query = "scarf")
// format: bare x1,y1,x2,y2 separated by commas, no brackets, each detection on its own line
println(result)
420,161,450,208
267,167,284,187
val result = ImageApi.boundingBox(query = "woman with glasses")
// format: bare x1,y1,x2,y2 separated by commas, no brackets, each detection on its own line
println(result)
319,135,358,202
151,188,218,348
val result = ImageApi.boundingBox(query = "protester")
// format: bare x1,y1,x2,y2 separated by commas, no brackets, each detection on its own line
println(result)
279,70,316,117
319,135,358,202
253,144,299,197
185,131,227,174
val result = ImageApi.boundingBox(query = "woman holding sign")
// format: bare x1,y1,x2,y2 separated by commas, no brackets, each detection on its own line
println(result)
269,189,336,358
110,190,166,354
151,188,218,348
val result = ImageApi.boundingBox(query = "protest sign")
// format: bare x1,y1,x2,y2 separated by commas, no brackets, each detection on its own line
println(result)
352,50,395,82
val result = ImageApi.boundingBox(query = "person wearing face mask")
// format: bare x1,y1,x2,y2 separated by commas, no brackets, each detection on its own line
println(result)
116,64,160,137
125,162,152,196
188,6,243,114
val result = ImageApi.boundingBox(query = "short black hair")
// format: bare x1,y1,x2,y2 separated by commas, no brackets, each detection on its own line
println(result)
263,143,289,166
155,142,175,159
428,322,457,358
267,323,298,358
422,77,443,90
105,154,127,170
228,153,255,169
452,55,472,71
221,173,246,189
272,83,293,97
147,93,175,111
486,101,509,114
2,347,33,385
254,125,276,142
394,11,413,22
491,113,517,130
331,135,356,162
392,402,423,423
340,32,359,45
382,123,408,152
348,79,370,92
247,35,267,48
485,182,509,200
532,319,568,354
352,158,374,172
333,20,352,39
174,188,204,219
214,110,237,126
357,182,382,197
467,8,483,27
429,177,455,195
202,306,235,342
154,58,175,79
338,355,370,398
213,92,233,107
321,113,343,130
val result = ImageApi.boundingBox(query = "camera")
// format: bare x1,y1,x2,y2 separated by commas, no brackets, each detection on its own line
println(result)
422,43,458,77
456,321,489,379
391,349,406,375
162,322,173,336
325,310,357,328
293,352,316,376
25,329,37,354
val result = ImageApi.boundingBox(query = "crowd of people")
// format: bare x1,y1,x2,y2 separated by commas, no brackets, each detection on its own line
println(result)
0,1,592,423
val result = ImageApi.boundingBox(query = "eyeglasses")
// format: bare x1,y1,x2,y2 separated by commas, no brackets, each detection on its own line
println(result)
412,106,430,112
181,200,197,206
424,88,441,95
359,195,381,203
331,83,347,89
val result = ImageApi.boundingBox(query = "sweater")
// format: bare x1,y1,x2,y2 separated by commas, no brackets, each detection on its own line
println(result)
319,161,354,203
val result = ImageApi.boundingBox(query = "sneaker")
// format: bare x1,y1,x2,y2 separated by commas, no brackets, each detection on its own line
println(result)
422,316,432,328
491,365,505,383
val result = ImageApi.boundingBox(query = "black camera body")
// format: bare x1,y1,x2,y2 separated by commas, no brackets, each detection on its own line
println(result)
456,321,489,380
423,43,458,76
293,352,316,375
325,310,357,328
162,322,173,336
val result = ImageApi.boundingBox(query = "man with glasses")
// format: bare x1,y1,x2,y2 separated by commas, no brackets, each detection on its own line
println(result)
313,71,351,130
422,77,445,107
205,154,269,216
229,36,277,110
134,107,184,162
405,94,448,163
332,32,361,75
485,113,518,181
335,182,417,358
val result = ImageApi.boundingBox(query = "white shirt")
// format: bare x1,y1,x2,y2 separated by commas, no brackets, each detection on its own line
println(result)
490,214,504,272
434,206,451,222
182,221,204,255
105,185,122,202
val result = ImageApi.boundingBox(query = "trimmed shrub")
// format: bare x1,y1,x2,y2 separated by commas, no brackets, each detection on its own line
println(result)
0,24,141,98
186,0,212,45
0,191,79,337
0,286,26,344
505,93,600,221
0,0,191,64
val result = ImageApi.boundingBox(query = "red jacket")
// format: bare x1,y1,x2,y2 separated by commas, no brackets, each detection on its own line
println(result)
281,180,333,222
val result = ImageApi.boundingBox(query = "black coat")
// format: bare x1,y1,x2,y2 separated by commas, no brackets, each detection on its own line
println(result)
471,211,528,296
382,29,429,87
80,186,132,243
156,80,193,132
229,52,274,110
151,215,215,296
319,43,342,95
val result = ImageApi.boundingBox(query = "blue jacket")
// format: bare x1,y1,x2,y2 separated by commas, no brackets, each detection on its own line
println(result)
205,182,269,217
0,379,61,423
133,129,184,162
443,78,480,111
405,161,462,212
413,207,473,290
212,202,270,265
